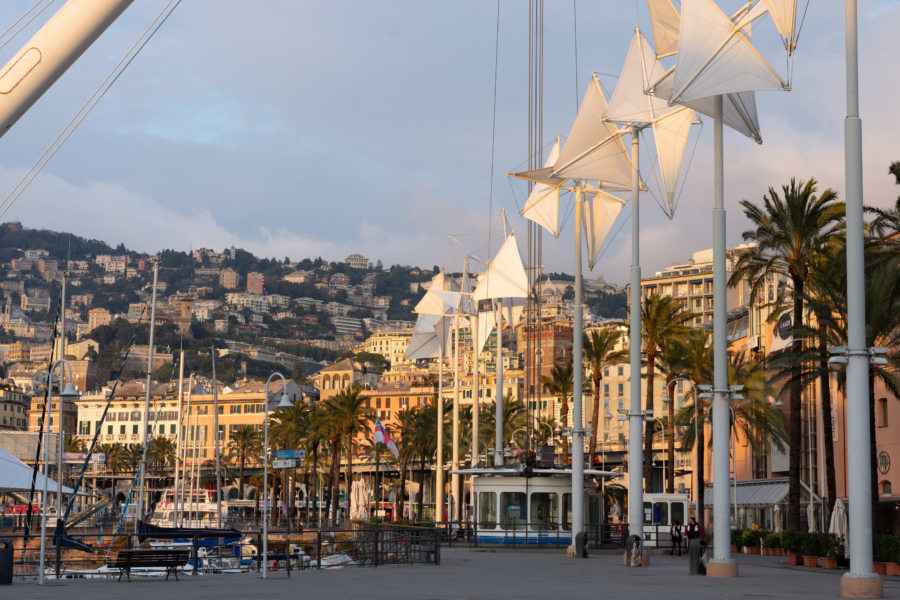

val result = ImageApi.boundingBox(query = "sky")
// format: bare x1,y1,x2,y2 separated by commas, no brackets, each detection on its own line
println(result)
0,1,896,285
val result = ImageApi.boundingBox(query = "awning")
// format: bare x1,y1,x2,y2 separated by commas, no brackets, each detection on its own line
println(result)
704,478,789,508
0,444,76,494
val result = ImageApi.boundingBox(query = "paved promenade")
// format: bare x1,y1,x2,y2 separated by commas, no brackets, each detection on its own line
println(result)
9,548,900,600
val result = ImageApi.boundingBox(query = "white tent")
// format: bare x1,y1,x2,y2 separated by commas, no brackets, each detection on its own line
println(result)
0,443,75,494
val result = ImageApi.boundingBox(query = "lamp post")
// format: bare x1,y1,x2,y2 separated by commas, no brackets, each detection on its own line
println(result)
39,359,78,585
262,372,293,579
698,385,743,529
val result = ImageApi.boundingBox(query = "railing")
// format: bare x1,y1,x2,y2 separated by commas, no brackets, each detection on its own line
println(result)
0,524,440,580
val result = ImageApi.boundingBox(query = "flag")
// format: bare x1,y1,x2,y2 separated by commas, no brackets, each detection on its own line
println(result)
374,419,399,458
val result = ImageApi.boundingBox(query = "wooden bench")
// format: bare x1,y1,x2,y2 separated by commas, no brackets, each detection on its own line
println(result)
107,548,191,581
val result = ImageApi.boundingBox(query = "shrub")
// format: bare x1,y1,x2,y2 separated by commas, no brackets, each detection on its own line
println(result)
782,531,805,555
821,533,845,560
747,529,768,547
731,528,744,546
763,531,782,549
802,532,824,557
873,535,892,563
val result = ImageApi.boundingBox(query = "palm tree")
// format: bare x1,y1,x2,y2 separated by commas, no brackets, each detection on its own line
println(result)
672,330,713,524
98,443,125,474
64,434,85,453
479,395,527,456
542,360,573,461
227,424,262,500
123,443,143,473
533,416,558,447
866,161,900,238
147,436,176,473
327,385,373,519
727,351,788,459
411,402,438,521
640,293,694,492
270,402,309,525
731,177,843,530
395,409,418,520
583,328,628,468
655,343,687,494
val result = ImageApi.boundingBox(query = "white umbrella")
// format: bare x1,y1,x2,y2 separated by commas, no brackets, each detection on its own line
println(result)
828,498,849,556
773,503,782,533
806,502,816,533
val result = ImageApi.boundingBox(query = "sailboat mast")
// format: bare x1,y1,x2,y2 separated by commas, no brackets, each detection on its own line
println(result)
451,308,461,523
57,271,67,518
173,352,185,526
212,347,222,528
137,258,159,522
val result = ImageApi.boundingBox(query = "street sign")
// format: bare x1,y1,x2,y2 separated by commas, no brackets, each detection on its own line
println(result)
274,449,305,459
273,458,295,469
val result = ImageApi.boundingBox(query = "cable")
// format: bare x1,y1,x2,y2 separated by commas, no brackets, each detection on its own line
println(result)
0,0,182,220
0,0,55,52
486,0,501,281
573,0,579,111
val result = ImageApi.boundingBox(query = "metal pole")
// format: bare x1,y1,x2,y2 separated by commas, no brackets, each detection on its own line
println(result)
627,127,643,538
212,348,221,528
137,259,159,522
173,352,184,528
708,94,737,576
494,299,504,467
39,372,53,584
471,310,480,526
572,187,585,553
55,274,66,580
451,311,461,523
437,342,445,521
842,1,880,596
263,378,269,579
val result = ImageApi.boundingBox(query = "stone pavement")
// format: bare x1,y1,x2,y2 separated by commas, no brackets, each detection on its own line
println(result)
9,548,900,600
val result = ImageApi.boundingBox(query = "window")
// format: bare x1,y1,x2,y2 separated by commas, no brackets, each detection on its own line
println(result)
617,366,624,376
376,398,382,409
218,405,224,415
529,492,558,530
561,493,572,530
107,425,113,435
170,424,176,435
603,368,609,377
879,397,888,427
120,425,126,435
230,405,242,414
617,383,624,396
603,384,609,397
159,424,165,434
132,425,138,435
499,492,526,530
478,492,497,528
672,501,685,527
385,398,391,409
882,481,892,496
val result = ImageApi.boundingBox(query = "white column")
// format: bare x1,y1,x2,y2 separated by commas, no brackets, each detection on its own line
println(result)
842,1,880,596
627,128,643,538
572,187,585,551
494,300,504,467
451,313,461,523
436,345,444,521
709,94,737,576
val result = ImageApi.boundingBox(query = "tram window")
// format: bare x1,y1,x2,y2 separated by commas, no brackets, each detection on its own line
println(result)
672,501,685,527
562,493,572,530
643,502,652,525
653,502,668,525
530,493,558,530
500,492,527,529
588,496,602,526
478,492,497,528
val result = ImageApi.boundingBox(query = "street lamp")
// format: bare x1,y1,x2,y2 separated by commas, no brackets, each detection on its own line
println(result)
262,372,293,579
39,359,78,585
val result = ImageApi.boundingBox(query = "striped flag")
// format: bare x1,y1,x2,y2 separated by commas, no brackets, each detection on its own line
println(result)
374,419,399,458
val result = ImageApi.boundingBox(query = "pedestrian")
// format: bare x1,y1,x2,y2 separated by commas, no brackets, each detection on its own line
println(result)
670,519,683,556
685,516,703,542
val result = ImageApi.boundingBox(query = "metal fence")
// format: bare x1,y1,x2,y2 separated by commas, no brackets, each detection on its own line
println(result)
0,524,440,581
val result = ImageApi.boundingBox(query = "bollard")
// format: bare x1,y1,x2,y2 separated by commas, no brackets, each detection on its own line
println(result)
0,540,13,585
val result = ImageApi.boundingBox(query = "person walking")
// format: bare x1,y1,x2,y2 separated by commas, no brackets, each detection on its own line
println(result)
685,517,702,542
670,519,683,556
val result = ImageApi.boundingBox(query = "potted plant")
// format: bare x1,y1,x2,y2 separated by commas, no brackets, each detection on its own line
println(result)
873,535,890,575
782,531,803,566
745,529,763,555
820,533,843,569
886,536,900,576
764,531,782,557
730,528,743,553
801,532,821,567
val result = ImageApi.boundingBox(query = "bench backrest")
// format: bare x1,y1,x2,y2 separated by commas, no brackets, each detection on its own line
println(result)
111,549,191,566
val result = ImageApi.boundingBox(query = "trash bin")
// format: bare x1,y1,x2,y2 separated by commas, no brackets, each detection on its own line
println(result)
688,538,706,575
575,532,588,558
0,539,12,585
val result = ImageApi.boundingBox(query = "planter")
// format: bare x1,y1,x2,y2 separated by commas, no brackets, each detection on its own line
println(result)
802,555,818,567
886,562,900,576
731,544,738,553
873,562,887,575
820,557,838,569
748,546,761,555
788,553,801,566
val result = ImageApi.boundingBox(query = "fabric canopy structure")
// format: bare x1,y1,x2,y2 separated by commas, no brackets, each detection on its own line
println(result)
520,138,562,237
0,443,76,494
583,192,625,270
604,27,697,218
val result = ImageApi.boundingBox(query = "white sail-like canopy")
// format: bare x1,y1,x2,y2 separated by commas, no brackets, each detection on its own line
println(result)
406,313,451,360
473,235,529,302
551,74,633,190
763,0,798,53
605,28,697,217
414,271,454,316
583,191,625,270
647,0,681,58
669,0,788,104
521,138,562,237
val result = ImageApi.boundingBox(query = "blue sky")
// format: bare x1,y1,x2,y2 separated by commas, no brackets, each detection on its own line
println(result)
0,1,896,284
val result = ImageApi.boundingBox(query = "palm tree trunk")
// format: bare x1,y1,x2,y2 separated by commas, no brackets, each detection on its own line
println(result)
816,323,837,526
589,374,602,466
329,437,341,524
344,429,353,517
667,382,675,494
644,353,656,493
238,452,245,501
310,442,319,525
417,452,425,521
787,283,804,531
399,464,407,520
560,400,569,460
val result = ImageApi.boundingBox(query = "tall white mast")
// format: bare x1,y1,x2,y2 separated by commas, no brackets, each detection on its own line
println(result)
137,258,159,523
173,351,185,526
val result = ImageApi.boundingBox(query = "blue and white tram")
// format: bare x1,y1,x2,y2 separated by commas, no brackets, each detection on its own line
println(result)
464,467,617,545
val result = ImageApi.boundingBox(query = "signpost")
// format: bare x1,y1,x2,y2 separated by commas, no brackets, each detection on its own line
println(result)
273,459,295,469
274,450,305,460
